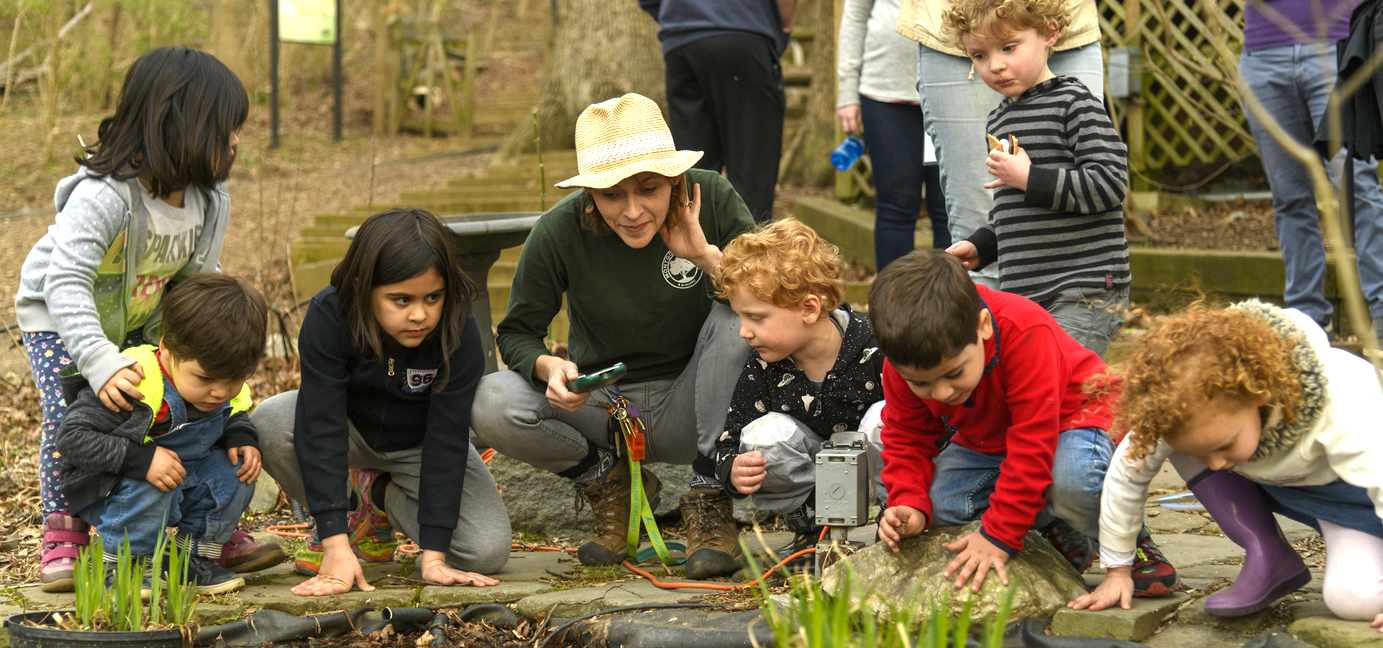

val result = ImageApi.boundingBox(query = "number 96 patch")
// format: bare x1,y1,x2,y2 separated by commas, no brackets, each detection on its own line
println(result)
403,368,438,393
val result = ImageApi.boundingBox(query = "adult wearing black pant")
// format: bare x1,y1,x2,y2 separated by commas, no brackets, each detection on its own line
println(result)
640,0,796,223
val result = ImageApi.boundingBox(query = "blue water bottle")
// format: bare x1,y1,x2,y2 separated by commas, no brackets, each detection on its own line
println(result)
831,135,865,171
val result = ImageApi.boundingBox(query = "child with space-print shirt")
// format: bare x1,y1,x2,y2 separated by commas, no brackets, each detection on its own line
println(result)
710,218,887,568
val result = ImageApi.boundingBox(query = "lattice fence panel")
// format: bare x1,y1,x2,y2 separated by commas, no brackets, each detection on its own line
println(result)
1099,0,1258,172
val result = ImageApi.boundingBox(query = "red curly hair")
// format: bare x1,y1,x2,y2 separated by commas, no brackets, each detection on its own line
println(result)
714,218,845,311
1104,306,1301,466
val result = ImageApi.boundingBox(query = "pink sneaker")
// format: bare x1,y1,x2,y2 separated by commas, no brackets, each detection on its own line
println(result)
40,512,89,593
214,529,288,574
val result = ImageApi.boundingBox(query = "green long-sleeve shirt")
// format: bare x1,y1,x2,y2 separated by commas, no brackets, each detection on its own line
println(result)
496,169,754,387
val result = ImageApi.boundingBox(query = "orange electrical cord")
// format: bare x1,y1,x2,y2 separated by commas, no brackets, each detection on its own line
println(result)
621,526,831,591
267,523,311,539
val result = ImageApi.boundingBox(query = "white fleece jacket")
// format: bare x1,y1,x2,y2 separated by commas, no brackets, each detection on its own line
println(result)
1099,306,1383,567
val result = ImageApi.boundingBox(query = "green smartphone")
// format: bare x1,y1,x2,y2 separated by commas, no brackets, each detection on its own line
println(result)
566,362,628,393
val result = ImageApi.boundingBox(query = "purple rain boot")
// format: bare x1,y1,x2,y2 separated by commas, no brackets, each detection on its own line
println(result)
1188,469,1311,616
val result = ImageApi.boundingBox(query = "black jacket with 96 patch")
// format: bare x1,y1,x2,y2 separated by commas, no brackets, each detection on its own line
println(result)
295,286,485,552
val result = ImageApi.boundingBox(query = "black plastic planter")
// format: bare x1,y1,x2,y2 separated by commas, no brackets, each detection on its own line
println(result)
4,611,190,648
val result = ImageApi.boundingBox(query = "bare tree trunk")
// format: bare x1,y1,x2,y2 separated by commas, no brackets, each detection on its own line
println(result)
0,0,25,114
778,0,836,187
98,2,121,109
497,0,665,158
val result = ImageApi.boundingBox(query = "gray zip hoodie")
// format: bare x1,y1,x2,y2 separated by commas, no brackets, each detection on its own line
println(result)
14,168,231,393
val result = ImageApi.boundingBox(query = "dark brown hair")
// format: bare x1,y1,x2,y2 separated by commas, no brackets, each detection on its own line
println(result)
330,209,477,389
868,250,982,369
78,47,249,198
580,173,687,236
161,273,269,380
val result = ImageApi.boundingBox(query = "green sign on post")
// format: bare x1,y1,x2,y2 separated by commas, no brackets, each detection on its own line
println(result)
279,0,337,44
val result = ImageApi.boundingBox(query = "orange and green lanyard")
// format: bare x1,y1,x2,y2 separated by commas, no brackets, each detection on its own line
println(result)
601,385,682,565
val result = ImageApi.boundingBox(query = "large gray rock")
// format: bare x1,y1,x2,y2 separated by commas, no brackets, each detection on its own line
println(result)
249,471,281,514
487,455,759,537
821,522,1089,626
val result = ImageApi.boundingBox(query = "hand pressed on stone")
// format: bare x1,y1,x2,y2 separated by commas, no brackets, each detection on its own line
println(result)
730,451,767,494
941,531,1010,592
1372,611,1383,632
878,505,927,553
293,535,373,596
1069,566,1133,611
420,550,499,587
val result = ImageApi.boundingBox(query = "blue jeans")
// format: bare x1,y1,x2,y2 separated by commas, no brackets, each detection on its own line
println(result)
860,96,950,270
1260,479,1383,539
78,373,254,556
1240,43,1383,322
916,43,1105,286
929,427,1113,547
1038,284,1131,358
79,451,253,556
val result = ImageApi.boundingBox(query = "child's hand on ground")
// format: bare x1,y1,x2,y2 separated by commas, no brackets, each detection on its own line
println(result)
145,446,185,492
229,446,261,483
730,451,768,494
1068,566,1133,611
539,356,589,412
420,550,499,587
941,530,1011,592
99,364,146,412
878,505,927,553
982,146,1031,191
945,241,980,270
293,535,372,596
1372,611,1383,632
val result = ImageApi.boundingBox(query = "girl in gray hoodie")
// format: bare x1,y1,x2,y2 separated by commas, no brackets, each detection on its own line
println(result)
12,47,277,592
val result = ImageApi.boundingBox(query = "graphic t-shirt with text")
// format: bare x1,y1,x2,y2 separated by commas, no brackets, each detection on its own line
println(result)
126,185,205,329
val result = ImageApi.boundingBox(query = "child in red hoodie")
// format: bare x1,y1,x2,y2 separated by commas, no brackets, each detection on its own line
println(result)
870,251,1180,596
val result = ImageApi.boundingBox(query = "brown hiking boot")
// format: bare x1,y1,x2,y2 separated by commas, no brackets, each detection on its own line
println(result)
682,488,742,580
575,460,662,566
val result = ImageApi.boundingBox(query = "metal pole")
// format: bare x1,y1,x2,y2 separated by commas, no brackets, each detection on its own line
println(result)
332,0,342,141
269,0,279,149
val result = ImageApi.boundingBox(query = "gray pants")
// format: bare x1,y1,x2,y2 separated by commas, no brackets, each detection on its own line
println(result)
252,391,512,574
472,303,750,476
741,408,887,515
1037,284,1130,359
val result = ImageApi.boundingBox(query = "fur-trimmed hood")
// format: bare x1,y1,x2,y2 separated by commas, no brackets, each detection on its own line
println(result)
1229,300,1329,461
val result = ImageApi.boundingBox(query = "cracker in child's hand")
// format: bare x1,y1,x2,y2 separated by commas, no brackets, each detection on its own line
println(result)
986,133,1018,153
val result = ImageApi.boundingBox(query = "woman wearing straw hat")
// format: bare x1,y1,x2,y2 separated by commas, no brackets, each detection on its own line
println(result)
471,94,756,579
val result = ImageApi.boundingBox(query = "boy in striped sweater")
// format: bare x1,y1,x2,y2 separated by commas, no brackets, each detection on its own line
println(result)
941,0,1131,358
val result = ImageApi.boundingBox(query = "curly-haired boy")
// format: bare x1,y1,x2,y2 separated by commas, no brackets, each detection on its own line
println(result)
941,0,1132,358
700,218,887,578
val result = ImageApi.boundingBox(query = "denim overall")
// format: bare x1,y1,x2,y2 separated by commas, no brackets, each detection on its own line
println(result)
78,371,255,557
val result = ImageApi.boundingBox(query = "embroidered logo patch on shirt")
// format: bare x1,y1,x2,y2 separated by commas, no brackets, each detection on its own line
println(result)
661,252,702,289
403,368,438,393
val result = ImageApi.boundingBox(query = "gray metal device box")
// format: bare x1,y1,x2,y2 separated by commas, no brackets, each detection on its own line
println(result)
815,432,870,527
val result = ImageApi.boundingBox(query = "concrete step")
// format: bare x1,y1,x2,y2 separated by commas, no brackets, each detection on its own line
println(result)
792,197,933,272
347,198,555,215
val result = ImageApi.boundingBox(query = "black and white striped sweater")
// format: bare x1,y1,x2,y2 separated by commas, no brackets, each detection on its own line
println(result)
964,76,1131,304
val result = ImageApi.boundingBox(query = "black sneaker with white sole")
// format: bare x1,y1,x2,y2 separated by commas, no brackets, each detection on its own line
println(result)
178,553,246,594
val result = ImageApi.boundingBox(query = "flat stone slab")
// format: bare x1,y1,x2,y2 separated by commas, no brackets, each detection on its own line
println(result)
1050,592,1189,642
1149,533,1243,568
491,550,575,582
1290,614,1383,647
419,582,552,607
515,579,712,620
193,603,245,626
1144,510,1210,534
1289,600,1335,622
1142,621,1251,648
234,583,417,615
1176,598,1274,633
11,586,74,610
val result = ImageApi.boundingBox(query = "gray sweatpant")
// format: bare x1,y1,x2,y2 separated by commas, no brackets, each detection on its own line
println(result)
251,391,512,574
471,303,751,476
740,407,888,515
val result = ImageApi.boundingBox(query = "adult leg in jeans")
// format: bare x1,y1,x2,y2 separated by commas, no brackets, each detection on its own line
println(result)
1048,42,1104,102
917,45,1001,287
925,164,951,249
1241,45,1337,326
861,96,927,271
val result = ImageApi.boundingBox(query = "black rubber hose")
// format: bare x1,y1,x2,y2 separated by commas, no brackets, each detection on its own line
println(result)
536,603,726,648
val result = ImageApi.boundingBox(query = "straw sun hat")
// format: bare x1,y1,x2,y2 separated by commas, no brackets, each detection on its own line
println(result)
555,93,703,189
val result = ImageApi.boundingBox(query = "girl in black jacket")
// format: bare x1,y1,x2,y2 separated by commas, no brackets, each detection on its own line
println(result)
252,209,511,597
